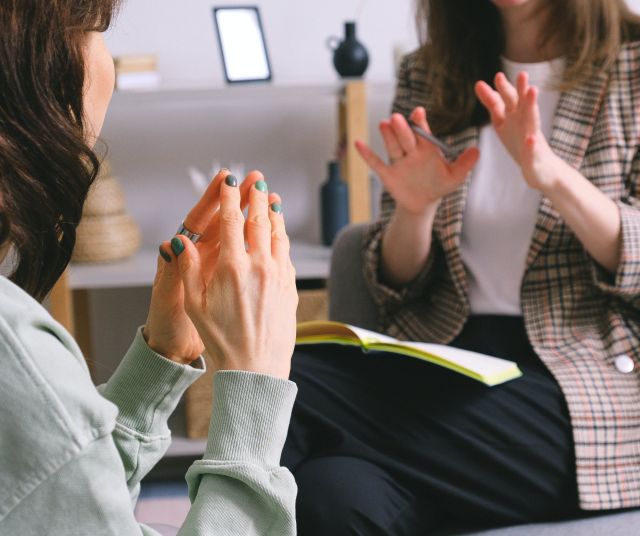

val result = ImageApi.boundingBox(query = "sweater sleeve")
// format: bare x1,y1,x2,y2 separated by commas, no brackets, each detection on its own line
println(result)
1,429,161,536
180,372,298,535
97,328,206,502
99,332,298,534
0,280,298,535
588,147,640,307
5,358,297,536
362,53,441,313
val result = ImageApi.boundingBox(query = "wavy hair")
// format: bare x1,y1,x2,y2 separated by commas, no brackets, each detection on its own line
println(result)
416,0,640,135
0,0,119,300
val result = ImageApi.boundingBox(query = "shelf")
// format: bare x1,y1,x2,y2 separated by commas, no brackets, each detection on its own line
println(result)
108,81,395,108
166,435,207,458
68,241,332,290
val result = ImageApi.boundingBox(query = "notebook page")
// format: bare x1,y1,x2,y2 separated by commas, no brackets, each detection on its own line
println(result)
346,325,398,346
400,341,516,376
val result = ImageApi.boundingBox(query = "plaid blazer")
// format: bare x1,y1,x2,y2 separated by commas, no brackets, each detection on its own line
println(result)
363,44,640,511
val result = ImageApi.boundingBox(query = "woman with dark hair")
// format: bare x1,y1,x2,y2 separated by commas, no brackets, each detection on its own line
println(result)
283,0,640,533
0,1,298,534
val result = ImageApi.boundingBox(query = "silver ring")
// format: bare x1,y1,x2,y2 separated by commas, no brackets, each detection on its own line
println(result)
176,224,202,244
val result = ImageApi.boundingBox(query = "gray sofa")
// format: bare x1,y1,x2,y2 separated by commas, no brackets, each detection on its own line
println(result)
327,223,640,536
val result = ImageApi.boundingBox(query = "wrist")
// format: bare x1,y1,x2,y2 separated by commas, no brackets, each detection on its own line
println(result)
200,333,292,380
535,154,570,199
521,140,566,195
142,325,194,365
395,200,440,224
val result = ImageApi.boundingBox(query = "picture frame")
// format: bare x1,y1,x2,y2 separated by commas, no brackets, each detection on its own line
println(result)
213,6,273,84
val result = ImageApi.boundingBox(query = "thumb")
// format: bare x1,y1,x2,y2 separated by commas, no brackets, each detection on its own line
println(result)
449,147,480,184
355,140,389,181
409,106,431,133
171,235,205,310
153,241,182,300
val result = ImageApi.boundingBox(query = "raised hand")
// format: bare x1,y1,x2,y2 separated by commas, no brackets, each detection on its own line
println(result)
475,72,560,192
171,174,298,380
143,170,278,365
355,107,479,215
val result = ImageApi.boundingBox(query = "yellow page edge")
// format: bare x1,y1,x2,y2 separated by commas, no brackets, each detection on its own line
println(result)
296,338,523,386
372,343,522,386
297,337,363,347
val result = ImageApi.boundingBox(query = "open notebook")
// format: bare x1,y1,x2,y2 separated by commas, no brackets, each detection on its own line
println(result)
296,321,523,387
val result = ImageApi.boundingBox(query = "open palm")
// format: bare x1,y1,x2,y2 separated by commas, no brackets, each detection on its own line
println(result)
475,72,556,191
356,108,479,216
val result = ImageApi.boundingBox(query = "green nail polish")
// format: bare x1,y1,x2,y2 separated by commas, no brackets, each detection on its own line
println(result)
171,236,185,256
159,245,172,263
255,180,268,193
225,174,238,187
271,202,282,214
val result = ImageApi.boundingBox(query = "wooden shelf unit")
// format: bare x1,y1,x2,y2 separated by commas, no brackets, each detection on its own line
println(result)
339,81,372,223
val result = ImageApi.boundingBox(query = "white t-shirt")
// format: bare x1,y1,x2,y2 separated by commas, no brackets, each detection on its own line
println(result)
460,57,565,315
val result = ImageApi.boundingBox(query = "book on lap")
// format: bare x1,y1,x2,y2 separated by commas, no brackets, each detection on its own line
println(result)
296,321,523,387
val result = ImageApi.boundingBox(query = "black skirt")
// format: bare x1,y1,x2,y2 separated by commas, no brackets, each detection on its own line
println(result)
282,315,581,535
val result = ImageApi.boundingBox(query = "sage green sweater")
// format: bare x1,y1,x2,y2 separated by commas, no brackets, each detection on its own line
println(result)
0,276,298,535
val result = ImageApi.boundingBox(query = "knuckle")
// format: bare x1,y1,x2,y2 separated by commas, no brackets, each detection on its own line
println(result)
216,255,234,274
221,208,244,226
272,229,290,248
252,259,274,282
219,255,245,279
179,257,194,274
226,266,244,288
247,213,271,231
271,227,288,241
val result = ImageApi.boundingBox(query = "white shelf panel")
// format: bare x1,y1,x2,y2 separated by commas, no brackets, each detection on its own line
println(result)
109,82,395,106
68,241,331,290
166,436,207,458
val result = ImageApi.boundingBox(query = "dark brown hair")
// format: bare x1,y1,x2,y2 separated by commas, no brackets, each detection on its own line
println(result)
417,0,640,135
0,0,119,300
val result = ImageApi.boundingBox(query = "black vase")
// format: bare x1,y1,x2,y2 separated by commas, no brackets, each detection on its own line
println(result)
321,161,349,246
328,22,369,78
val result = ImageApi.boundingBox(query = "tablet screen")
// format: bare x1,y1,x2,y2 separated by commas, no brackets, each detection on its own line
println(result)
214,7,272,83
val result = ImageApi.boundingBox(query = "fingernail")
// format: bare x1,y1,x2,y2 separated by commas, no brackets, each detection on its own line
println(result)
255,180,268,193
171,236,185,256
271,202,282,214
225,174,238,187
159,245,172,263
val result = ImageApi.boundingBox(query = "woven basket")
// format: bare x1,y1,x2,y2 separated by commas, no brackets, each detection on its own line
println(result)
73,212,141,263
72,163,141,263
83,175,127,217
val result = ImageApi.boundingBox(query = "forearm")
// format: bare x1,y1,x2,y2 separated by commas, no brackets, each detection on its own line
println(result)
181,371,297,536
543,158,622,273
381,202,439,287
98,328,205,494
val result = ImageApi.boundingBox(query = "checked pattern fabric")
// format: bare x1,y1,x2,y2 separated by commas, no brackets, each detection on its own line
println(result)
363,45,640,510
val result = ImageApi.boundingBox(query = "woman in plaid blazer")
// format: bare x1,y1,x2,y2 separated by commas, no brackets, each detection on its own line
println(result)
283,0,640,533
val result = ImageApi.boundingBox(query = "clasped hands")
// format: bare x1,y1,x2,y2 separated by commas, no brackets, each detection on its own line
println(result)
143,170,298,381
356,71,567,216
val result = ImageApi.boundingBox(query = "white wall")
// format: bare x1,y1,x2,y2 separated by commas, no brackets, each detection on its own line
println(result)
106,0,640,91
101,1,420,249
105,0,418,88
